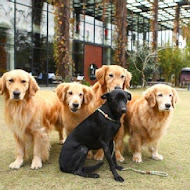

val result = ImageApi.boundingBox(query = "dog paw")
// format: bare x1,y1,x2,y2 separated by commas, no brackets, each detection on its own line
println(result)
132,152,142,163
114,175,124,182
59,139,65,145
87,151,93,159
152,154,163,161
9,159,23,169
132,156,142,163
31,158,42,169
94,153,104,161
115,152,125,162
88,173,100,178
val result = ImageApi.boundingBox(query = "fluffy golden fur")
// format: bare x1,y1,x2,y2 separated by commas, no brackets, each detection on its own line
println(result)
92,65,132,109
92,65,132,161
56,82,94,140
124,84,179,163
0,69,64,169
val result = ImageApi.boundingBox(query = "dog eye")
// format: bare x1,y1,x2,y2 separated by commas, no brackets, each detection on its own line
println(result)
9,79,14,82
21,80,26,83
79,93,83,97
121,75,125,79
158,94,163,97
68,91,73,95
169,94,172,97
109,74,113,78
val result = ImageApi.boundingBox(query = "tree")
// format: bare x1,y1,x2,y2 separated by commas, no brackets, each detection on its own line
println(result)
114,0,127,68
127,43,160,88
151,0,158,52
158,45,190,86
49,0,74,80
182,22,190,46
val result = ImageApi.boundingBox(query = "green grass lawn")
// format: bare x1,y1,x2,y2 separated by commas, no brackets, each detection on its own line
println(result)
0,88,190,190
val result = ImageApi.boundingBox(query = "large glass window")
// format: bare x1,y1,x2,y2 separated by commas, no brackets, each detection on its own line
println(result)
0,0,14,72
15,2,32,71
74,14,84,41
85,15,94,43
73,41,84,76
95,20,103,44
8,0,56,85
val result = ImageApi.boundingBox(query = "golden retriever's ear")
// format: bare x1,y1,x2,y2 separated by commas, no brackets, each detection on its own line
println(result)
172,88,179,108
144,89,156,108
56,83,69,102
95,65,108,85
124,70,132,89
83,87,94,104
28,74,39,96
0,74,6,95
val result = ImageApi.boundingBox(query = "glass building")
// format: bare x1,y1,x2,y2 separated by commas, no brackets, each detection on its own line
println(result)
0,0,189,85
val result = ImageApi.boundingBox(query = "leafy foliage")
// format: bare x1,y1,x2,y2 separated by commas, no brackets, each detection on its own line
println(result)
127,43,158,87
182,22,190,46
158,44,190,85
48,0,75,80
128,62,142,87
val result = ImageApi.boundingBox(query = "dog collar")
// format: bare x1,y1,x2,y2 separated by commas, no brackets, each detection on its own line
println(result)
97,108,120,124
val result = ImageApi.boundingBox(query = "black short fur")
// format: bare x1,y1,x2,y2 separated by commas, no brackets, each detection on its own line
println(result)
59,89,131,182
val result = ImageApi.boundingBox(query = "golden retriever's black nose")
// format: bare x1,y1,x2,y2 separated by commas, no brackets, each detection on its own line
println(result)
73,103,79,108
165,104,171,109
13,91,21,97
121,108,126,113
115,86,121,90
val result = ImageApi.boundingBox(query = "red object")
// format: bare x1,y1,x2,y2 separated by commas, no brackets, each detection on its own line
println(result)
76,21,80,33
84,44,102,85
105,28,108,39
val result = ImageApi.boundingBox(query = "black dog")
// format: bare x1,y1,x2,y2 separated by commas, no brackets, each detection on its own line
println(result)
59,89,131,182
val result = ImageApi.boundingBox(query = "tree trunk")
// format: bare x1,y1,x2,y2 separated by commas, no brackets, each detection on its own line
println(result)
151,0,158,81
114,0,128,68
151,0,158,52
173,5,180,47
55,0,70,79
142,72,146,88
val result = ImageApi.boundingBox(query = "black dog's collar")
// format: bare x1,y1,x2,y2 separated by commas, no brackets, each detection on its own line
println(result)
97,108,120,124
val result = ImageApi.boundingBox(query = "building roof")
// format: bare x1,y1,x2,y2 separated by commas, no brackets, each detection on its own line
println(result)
73,0,190,30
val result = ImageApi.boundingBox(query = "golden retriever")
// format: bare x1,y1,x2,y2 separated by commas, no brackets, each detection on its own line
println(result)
56,82,94,141
124,84,179,163
92,65,132,109
0,69,64,169
92,65,132,161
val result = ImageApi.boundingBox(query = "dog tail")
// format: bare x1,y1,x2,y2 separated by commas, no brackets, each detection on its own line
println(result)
82,162,104,173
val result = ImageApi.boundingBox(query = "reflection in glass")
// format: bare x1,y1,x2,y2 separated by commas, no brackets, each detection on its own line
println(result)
15,0,31,6
15,45,32,72
73,41,84,76
15,3,32,71
74,14,84,41
16,3,32,39
48,9,55,43
85,23,94,43
0,0,14,70
95,25,103,44
85,15,94,24
73,53,84,76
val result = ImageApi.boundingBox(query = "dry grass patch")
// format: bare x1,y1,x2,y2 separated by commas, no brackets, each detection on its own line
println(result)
0,88,190,190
